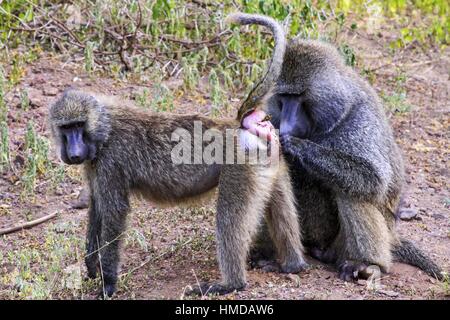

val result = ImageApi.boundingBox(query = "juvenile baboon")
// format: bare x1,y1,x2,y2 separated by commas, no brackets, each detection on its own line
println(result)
48,14,307,297
232,13,443,280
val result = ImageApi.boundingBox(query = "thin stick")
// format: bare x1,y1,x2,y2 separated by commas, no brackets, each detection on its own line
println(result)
0,212,58,235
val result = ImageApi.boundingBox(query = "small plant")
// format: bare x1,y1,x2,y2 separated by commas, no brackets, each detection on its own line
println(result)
339,44,356,67
208,69,224,117
20,89,29,111
84,42,95,74
0,121,9,172
438,272,449,296
382,73,412,114
0,66,7,122
150,83,174,112
21,121,51,199
181,56,200,92
134,88,152,109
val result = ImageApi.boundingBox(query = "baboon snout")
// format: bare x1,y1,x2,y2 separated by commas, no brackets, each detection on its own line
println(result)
61,123,89,164
67,145,88,164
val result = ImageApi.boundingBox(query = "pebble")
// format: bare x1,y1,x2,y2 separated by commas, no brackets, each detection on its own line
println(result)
285,274,301,287
43,87,59,96
432,213,445,220
398,208,419,221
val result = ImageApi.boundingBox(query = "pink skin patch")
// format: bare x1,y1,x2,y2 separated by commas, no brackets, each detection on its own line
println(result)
241,109,275,141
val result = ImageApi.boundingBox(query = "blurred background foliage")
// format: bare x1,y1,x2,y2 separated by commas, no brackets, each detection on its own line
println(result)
0,0,448,92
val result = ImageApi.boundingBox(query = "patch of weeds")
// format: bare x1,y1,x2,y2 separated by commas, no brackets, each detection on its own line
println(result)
21,121,51,199
151,83,174,112
49,164,66,192
134,88,152,109
208,69,225,117
0,66,7,122
441,272,450,296
2,228,84,299
182,56,201,92
382,73,412,114
19,89,29,111
339,43,356,67
84,41,95,74
0,121,10,172
126,228,150,252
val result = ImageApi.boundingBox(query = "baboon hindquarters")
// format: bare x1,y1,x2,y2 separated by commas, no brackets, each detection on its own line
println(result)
216,161,306,291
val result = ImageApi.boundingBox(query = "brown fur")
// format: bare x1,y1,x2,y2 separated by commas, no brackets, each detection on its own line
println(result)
49,89,307,297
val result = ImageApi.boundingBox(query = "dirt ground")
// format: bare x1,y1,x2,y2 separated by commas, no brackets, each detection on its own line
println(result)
0,25,449,300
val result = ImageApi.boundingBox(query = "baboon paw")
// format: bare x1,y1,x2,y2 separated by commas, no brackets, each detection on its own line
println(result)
309,247,335,263
97,283,116,299
281,260,309,274
186,282,246,296
338,260,369,282
85,260,98,279
252,259,281,273
85,270,97,280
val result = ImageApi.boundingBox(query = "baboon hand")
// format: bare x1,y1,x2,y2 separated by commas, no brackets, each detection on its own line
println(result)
338,260,370,282
186,282,246,296
279,134,304,155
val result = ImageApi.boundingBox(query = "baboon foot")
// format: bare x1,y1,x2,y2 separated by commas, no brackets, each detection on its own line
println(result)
187,282,246,296
86,269,97,280
85,259,98,279
281,258,309,274
248,246,276,269
97,282,116,299
338,260,370,281
253,259,281,272
71,188,90,209
309,247,335,263
96,274,117,298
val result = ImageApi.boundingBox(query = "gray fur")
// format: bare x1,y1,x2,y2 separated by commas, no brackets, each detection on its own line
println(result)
49,89,307,297
237,15,443,281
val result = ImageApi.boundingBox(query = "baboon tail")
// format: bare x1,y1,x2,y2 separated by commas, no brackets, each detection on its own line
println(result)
225,13,287,119
392,238,444,280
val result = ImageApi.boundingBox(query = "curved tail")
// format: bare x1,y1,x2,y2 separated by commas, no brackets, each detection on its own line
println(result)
392,238,444,280
225,13,287,120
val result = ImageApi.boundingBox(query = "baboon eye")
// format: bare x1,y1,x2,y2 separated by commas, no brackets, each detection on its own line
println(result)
277,99,283,110
60,122,84,130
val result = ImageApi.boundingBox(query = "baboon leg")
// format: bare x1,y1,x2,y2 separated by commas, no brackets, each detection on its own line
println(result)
329,196,393,281
249,221,276,268
194,165,273,295
85,197,101,279
96,188,130,297
265,169,308,273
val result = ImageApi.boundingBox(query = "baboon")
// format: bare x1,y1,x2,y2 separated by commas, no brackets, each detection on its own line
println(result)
232,13,443,280
48,14,307,298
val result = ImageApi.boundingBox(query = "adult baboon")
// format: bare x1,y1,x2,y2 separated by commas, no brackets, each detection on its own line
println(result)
48,14,307,297
232,13,443,281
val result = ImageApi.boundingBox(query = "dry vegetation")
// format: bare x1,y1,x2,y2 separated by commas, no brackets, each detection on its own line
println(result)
0,0,449,299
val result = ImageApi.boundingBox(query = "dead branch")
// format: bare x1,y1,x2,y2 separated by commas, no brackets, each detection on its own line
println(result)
0,211,59,235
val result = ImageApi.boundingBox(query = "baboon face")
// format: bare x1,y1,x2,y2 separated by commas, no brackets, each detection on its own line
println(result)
49,90,109,165
59,121,90,164
267,93,314,139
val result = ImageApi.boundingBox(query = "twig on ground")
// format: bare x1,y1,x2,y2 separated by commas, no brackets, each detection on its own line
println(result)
0,211,58,235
